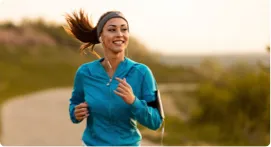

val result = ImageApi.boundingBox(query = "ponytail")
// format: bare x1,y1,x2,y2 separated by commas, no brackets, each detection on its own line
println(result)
64,9,101,58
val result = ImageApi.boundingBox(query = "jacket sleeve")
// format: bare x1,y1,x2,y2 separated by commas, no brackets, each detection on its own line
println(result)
69,65,85,124
130,66,163,130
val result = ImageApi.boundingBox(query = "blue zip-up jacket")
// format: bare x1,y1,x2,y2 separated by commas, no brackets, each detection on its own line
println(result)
69,57,162,146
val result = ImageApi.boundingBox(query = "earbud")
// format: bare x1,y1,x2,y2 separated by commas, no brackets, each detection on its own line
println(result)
99,37,103,43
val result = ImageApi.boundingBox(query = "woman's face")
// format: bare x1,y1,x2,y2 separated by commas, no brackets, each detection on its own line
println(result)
100,18,129,54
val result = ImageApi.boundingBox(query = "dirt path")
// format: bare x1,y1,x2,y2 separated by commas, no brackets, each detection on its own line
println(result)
0,88,159,146
1,83,194,145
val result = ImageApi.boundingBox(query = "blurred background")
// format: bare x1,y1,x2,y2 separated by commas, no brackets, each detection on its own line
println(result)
0,0,270,146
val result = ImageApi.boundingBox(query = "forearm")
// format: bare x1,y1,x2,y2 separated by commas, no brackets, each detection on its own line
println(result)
69,65,85,124
130,97,162,130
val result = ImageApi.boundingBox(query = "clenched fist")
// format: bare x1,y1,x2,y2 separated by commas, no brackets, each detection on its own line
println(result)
74,102,89,121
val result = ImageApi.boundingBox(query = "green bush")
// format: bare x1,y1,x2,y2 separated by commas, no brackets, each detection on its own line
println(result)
190,60,270,145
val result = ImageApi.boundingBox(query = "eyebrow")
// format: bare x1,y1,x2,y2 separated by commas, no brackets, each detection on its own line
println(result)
107,24,127,27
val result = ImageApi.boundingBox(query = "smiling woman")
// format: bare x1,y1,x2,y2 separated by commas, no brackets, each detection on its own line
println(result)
63,9,164,146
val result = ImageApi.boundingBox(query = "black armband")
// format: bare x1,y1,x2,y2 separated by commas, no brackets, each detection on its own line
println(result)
147,90,165,119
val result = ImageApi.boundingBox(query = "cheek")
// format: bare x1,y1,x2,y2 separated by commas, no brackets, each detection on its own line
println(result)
104,39,113,47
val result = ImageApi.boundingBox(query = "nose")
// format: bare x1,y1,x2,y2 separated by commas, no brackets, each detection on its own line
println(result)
116,30,123,37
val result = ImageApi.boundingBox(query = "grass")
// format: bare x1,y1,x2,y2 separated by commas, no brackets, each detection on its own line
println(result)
139,90,270,146
0,44,90,100
0,45,92,138
139,115,217,146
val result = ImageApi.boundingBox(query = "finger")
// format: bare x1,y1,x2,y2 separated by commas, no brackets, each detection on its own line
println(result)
118,83,129,92
114,90,126,98
76,107,88,111
116,86,127,94
75,108,88,114
116,78,131,90
76,111,88,117
75,103,88,109
78,113,89,120
81,102,88,108
115,77,125,84
76,110,88,116
121,77,131,88
76,116,85,121
75,104,81,109
115,77,129,87
83,113,90,118
75,104,84,109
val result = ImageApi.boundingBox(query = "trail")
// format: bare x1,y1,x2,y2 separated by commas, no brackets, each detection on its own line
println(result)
0,88,158,146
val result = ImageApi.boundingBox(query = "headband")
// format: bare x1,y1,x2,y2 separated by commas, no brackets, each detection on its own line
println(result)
96,11,129,39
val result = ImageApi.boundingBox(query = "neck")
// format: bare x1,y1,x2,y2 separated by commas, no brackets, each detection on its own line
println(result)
102,51,125,73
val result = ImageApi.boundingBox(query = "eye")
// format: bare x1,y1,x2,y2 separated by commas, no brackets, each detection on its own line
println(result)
122,28,128,31
108,29,116,32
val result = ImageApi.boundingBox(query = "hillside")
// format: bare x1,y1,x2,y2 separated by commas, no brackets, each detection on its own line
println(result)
160,53,270,67
0,19,200,100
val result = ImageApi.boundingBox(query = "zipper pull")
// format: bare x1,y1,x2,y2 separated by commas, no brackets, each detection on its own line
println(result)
106,78,112,86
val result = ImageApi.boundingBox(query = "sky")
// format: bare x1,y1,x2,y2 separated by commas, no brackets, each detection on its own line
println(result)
0,0,269,55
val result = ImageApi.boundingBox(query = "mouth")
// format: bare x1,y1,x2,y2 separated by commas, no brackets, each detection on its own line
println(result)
113,40,125,45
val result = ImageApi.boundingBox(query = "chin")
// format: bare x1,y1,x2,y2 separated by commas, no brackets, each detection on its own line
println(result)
112,47,125,53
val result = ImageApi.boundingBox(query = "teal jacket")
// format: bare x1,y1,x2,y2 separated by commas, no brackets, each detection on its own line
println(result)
69,57,162,146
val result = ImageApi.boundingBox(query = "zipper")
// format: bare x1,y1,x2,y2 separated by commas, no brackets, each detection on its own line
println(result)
109,78,112,121
99,58,124,119
106,78,112,86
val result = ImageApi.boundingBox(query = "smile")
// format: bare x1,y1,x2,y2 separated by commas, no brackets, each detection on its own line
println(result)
113,41,124,45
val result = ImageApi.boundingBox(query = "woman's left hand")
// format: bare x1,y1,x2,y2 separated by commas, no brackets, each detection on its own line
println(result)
114,77,135,105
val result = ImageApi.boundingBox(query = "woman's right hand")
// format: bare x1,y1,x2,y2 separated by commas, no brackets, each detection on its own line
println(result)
74,102,89,121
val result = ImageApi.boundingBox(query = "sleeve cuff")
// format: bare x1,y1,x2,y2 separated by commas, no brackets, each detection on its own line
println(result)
130,97,145,114
131,97,140,107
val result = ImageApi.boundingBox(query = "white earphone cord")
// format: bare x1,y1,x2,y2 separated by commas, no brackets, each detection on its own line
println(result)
99,37,112,69
161,120,165,146
126,47,128,57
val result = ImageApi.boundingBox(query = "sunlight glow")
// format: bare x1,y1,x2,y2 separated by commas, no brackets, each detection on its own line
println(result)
0,0,269,55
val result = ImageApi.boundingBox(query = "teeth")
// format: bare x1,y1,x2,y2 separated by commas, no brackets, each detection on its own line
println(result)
113,41,123,45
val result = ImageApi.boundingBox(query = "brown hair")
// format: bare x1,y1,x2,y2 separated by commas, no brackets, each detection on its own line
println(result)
63,9,114,58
